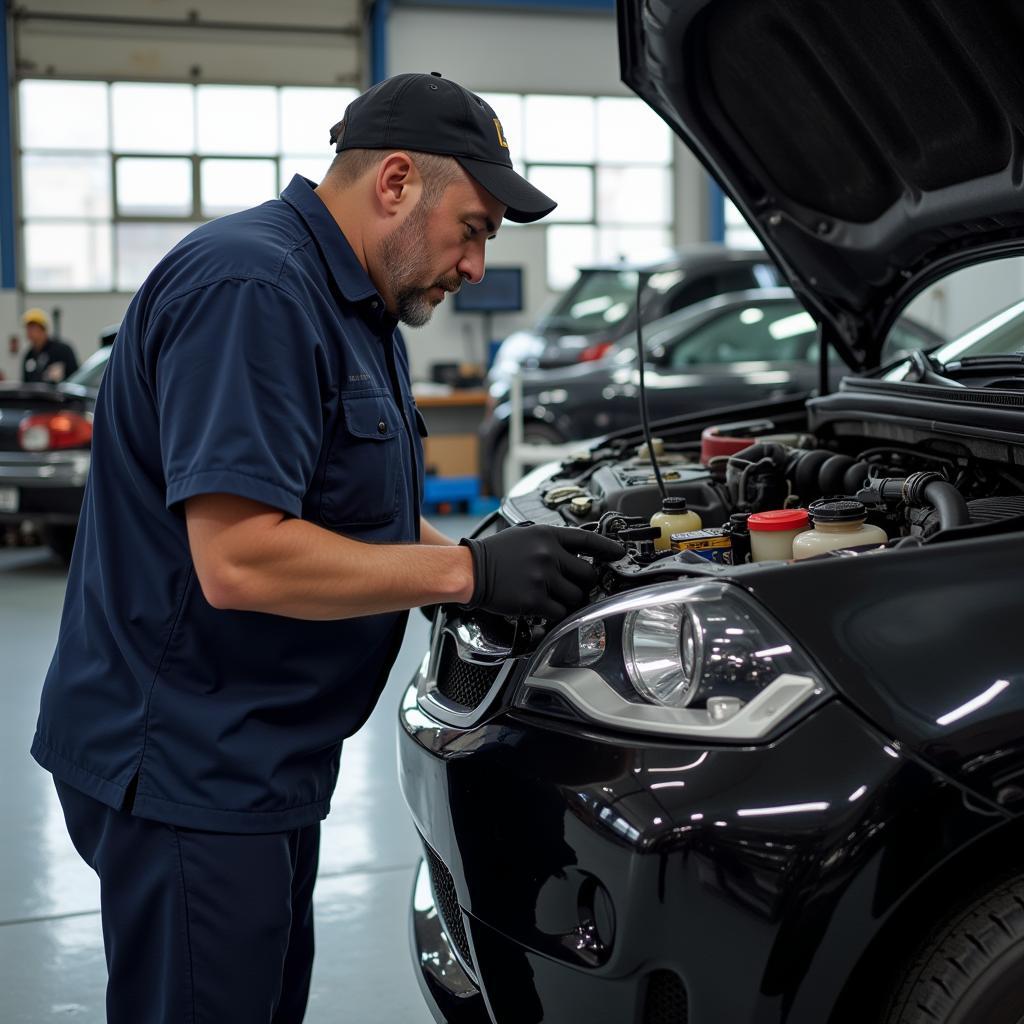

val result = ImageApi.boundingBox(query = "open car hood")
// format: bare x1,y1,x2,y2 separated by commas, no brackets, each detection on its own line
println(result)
619,0,1024,371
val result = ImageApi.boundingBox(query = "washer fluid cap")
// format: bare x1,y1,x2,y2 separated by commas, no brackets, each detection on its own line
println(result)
808,498,867,523
661,496,688,513
748,508,809,532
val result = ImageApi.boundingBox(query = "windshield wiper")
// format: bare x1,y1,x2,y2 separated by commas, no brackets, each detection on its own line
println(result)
905,348,966,388
943,354,1024,378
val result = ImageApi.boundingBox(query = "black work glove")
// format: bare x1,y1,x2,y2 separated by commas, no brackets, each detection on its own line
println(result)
460,524,625,621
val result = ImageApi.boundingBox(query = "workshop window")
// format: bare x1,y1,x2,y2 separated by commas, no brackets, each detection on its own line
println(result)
18,80,356,293
724,198,763,250
18,81,674,294
480,92,675,290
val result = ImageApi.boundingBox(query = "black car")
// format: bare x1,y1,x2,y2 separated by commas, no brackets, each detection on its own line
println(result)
399,2,1024,1022
487,247,782,389
0,344,110,561
481,288,942,495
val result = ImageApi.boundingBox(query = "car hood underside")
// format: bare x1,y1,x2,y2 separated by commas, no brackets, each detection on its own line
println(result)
619,0,1024,371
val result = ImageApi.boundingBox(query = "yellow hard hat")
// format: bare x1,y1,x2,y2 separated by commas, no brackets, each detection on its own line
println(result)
22,307,50,330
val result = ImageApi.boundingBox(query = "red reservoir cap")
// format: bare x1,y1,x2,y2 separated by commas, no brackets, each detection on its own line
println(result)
700,425,756,463
748,508,809,532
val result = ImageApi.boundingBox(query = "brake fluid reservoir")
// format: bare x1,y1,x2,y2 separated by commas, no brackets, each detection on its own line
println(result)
792,499,888,560
748,508,810,562
650,497,702,550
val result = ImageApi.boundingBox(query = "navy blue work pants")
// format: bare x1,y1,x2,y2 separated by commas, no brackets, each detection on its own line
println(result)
55,779,320,1024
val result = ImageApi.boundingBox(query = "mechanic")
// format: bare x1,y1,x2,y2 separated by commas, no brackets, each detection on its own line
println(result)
20,307,78,383
30,72,624,1023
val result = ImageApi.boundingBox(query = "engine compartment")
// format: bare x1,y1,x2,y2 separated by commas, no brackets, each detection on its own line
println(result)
499,378,1024,606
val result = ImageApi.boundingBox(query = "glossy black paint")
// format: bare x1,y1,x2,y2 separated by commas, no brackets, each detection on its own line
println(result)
745,532,1024,814
0,372,101,531
399,684,1009,1024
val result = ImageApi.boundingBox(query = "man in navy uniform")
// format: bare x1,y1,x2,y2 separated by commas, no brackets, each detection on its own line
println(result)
31,73,622,1022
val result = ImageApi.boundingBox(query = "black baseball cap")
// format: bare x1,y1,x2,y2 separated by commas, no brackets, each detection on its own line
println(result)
329,72,556,224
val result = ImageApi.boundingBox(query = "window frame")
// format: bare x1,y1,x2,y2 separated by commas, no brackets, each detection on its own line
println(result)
16,79,347,295
17,81,676,295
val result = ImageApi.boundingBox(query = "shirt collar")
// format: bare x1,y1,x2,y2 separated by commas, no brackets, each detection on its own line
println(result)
281,175,383,307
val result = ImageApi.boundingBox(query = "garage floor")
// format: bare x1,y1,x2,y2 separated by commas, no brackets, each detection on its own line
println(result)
1,517,477,1023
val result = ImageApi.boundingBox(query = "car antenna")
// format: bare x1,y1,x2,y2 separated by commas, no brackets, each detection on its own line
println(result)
635,271,668,501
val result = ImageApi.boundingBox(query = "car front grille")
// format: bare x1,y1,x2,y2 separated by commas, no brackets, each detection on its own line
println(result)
424,843,474,972
642,970,689,1023
435,633,502,710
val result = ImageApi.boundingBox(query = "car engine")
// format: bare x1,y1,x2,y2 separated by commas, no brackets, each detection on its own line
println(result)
498,374,1024,606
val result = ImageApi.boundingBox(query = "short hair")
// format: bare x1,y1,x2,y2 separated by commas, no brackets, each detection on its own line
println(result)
326,128,462,208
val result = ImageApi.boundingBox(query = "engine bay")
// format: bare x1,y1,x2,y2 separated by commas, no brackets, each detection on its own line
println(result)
500,377,1024,604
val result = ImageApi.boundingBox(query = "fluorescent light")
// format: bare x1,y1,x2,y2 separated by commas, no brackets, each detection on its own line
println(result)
736,802,829,817
936,680,1010,727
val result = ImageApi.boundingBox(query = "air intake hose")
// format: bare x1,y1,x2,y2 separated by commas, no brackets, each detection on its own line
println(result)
859,472,970,532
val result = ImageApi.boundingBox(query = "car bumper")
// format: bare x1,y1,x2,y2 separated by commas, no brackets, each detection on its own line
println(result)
0,450,89,524
398,678,1002,1024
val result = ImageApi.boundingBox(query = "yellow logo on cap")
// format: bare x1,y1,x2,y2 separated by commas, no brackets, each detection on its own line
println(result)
493,118,509,150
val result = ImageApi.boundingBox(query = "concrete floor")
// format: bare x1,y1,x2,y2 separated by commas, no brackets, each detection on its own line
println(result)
0,515,477,1023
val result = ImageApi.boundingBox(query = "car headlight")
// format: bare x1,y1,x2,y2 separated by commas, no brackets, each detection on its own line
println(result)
515,580,830,741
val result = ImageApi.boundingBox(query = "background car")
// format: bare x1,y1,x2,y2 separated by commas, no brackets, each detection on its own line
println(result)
481,288,942,495
0,343,110,562
486,247,782,390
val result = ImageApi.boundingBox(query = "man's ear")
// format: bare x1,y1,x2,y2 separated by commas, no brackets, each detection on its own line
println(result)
374,152,422,215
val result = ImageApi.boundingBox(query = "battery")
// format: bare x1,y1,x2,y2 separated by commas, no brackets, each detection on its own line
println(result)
670,528,731,563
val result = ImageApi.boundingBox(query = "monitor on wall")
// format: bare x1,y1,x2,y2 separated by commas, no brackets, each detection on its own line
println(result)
453,266,523,313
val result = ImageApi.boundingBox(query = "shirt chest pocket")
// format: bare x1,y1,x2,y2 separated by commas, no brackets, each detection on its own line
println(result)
319,389,403,529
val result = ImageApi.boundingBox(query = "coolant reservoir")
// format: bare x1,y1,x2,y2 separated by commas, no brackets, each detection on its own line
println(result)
748,508,810,562
650,496,702,550
792,499,888,560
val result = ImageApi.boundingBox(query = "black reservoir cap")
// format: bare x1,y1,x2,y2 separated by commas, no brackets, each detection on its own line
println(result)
808,498,867,523
660,496,688,513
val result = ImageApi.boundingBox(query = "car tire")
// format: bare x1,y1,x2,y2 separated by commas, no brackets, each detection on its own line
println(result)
488,421,566,497
883,873,1024,1023
43,524,77,565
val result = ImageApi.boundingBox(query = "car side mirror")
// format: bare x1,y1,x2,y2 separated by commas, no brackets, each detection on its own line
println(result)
647,345,668,366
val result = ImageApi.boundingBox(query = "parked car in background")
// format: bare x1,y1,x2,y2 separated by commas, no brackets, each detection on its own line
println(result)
487,247,782,390
400,0,1024,1021
0,343,111,561
480,288,942,495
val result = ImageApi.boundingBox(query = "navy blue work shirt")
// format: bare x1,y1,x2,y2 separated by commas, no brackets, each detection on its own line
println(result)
32,176,426,832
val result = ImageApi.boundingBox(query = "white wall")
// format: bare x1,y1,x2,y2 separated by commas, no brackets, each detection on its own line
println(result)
904,257,1024,340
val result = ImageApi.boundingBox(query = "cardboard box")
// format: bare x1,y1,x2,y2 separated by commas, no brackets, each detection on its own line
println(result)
423,434,480,478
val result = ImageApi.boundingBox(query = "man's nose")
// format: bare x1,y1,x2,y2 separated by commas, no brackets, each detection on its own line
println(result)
457,250,485,286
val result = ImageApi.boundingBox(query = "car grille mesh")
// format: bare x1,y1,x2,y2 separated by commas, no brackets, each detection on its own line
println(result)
435,634,501,710
424,843,474,972
642,970,689,1023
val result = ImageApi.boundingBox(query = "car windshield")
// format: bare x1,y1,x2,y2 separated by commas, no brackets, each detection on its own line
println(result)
883,298,1024,381
66,347,110,388
543,270,640,333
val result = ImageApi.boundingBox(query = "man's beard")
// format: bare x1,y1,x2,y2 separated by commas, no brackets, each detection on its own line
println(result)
376,203,461,327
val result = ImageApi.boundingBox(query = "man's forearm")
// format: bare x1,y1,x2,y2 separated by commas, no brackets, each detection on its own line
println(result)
186,495,473,620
